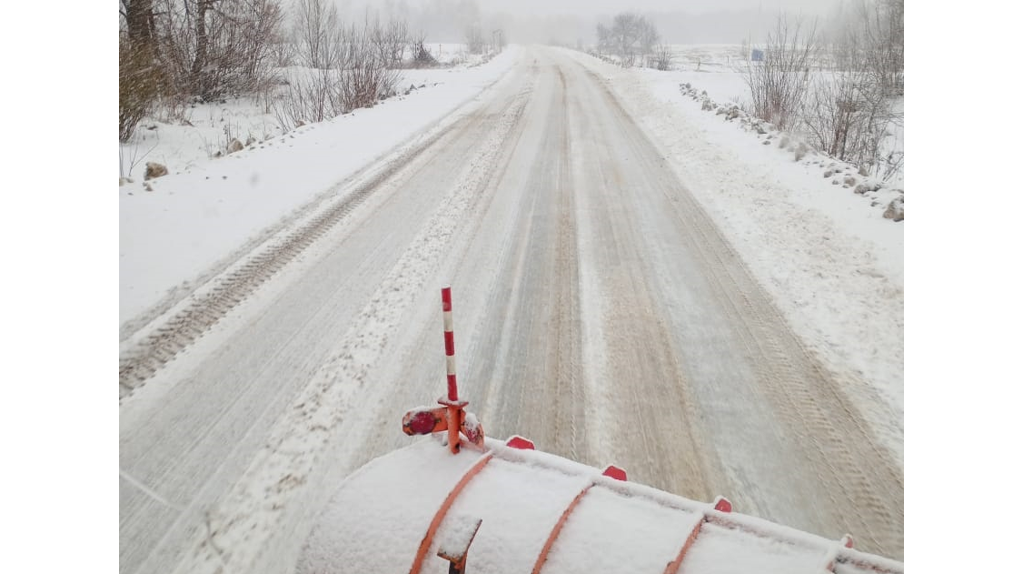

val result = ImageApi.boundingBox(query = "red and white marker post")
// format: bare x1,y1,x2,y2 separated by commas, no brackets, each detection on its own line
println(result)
439,286,468,453
401,286,484,454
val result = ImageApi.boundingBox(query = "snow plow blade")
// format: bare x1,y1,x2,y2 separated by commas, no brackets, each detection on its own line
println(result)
299,434,903,574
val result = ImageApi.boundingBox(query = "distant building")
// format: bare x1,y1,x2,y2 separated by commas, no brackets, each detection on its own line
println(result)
751,48,764,62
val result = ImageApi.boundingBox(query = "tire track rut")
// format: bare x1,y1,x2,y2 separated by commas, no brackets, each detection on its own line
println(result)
118,114,475,400
567,53,902,558
614,78,903,557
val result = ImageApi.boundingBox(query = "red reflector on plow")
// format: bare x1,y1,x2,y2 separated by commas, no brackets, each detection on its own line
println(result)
506,436,535,450
403,407,448,436
602,465,627,481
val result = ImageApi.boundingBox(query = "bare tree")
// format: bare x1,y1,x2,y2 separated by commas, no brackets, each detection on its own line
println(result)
120,0,164,140
237,0,286,87
637,17,660,60
745,15,818,129
465,22,485,55
611,13,641,66
293,0,340,69
598,13,659,68
140,0,286,103
861,0,903,95
596,23,612,56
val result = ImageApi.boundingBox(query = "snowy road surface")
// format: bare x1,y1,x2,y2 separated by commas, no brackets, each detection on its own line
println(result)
119,47,903,574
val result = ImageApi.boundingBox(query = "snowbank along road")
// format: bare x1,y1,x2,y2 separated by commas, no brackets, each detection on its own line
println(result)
119,47,903,574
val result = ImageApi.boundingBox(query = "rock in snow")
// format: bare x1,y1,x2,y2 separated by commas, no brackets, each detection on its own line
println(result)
144,162,168,180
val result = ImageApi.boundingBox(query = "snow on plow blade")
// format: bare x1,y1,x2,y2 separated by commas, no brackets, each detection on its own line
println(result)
298,435,903,574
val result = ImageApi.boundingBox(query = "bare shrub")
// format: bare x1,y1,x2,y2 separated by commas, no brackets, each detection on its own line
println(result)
272,15,404,131
272,68,338,129
745,15,817,130
130,0,288,105
803,0,903,177
119,137,159,178
803,65,889,172
653,44,674,71
372,18,408,68
341,20,402,111
407,31,437,68
879,150,904,182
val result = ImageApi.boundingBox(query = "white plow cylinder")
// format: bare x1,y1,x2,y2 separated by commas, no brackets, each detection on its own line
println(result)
298,437,903,574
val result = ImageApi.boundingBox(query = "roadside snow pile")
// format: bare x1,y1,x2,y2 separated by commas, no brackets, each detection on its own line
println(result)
428,43,500,67
679,82,904,222
118,45,502,183
119,47,521,329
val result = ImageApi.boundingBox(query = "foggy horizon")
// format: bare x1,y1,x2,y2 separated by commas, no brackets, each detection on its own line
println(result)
338,0,843,44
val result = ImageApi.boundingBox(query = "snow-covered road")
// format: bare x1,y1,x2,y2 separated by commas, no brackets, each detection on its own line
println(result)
119,47,902,574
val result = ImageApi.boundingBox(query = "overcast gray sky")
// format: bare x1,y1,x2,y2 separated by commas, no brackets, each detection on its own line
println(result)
474,0,836,17
343,0,843,43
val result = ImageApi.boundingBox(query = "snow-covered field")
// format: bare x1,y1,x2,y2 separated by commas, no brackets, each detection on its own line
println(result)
595,44,904,188
119,46,517,330
117,43,497,184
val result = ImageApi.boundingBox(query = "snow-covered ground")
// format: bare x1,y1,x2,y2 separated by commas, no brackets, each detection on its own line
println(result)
119,46,518,330
564,47,903,457
117,43,498,184
595,44,904,189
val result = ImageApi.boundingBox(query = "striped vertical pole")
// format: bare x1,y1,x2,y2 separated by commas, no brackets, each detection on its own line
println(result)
441,286,463,454
442,287,458,402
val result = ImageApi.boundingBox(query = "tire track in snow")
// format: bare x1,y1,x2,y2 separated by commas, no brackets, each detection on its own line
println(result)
473,64,588,464
171,88,532,574
551,75,586,464
559,57,717,504
578,58,904,558
118,108,476,400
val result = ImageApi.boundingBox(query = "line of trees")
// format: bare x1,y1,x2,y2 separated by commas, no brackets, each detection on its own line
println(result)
588,2,901,179
119,0,442,142
119,0,288,141
744,0,903,178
